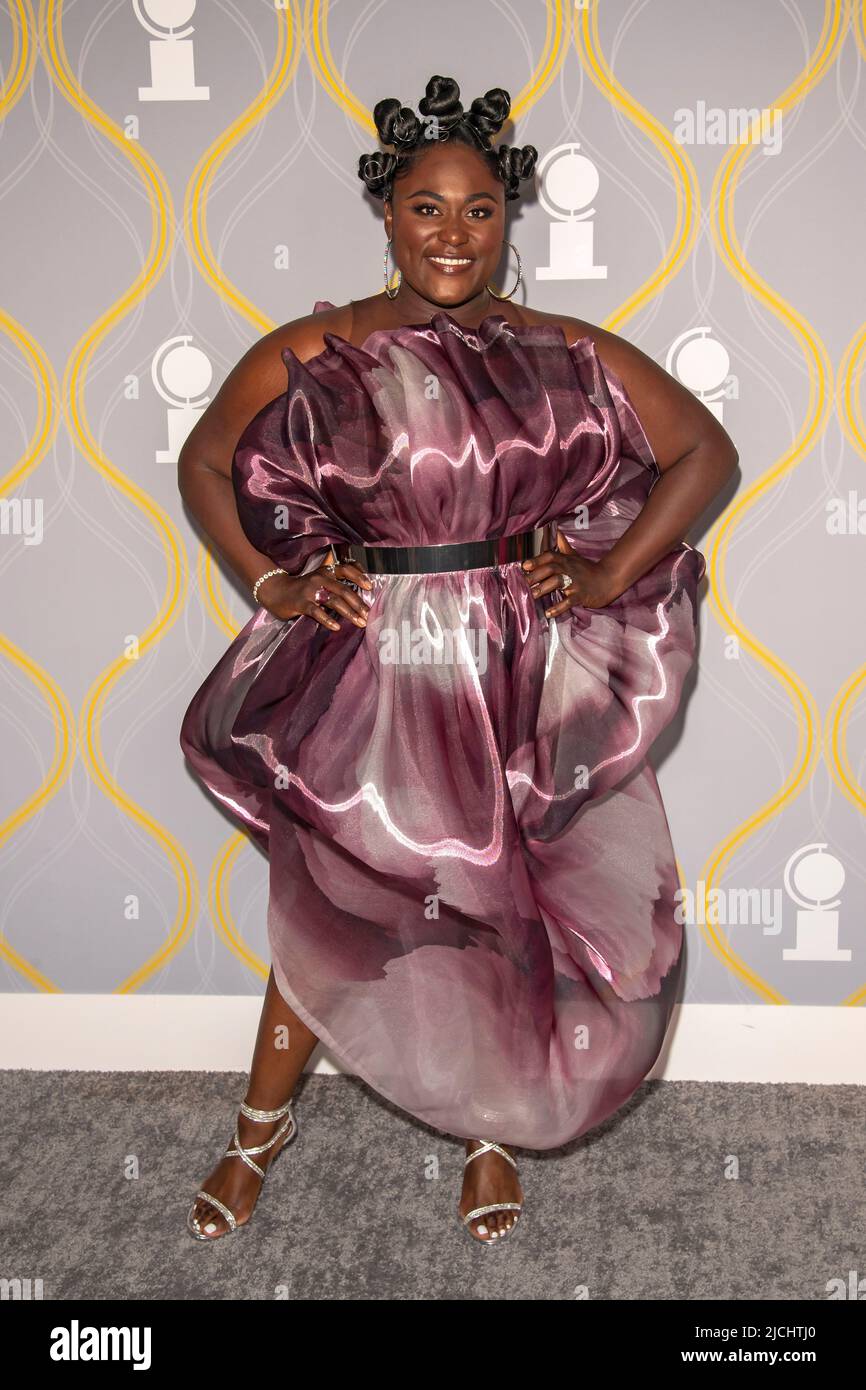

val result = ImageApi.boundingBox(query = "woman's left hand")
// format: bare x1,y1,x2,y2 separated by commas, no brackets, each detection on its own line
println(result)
521,528,624,616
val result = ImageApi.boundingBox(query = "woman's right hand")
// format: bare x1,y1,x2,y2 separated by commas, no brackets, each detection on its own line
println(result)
256,552,373,631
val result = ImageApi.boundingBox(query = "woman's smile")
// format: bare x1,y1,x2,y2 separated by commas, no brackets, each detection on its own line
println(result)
426,253,475,274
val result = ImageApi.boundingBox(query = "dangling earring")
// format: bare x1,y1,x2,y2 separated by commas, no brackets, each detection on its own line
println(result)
383,238,402,299
486,240,523,300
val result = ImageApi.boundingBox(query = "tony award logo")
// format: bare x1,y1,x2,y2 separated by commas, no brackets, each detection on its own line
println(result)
135,0,210,102
152,337,213,464
536,144,607,282
782,844,850,962
665,329,736,425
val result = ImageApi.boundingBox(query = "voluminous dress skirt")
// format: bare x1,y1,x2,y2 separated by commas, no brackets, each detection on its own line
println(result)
179,301,705,1150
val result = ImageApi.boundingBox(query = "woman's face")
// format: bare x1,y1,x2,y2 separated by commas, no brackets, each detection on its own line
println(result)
384,143,505,306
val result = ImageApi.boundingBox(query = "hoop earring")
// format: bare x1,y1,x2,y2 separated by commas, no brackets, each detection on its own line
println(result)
486,240,523,301
383,238,402,299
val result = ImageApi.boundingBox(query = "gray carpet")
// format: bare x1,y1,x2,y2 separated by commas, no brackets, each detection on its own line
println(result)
1,1072,862,1300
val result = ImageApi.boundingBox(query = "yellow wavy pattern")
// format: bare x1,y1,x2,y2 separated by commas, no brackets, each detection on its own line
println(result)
574,1,701,332
13,2,849,1005
0,5,71,990
826,330,866,1006
2,0,37,126
579,1,849,1003
0,634,73,993
183,5,299,965
39,0,198,994
306,0,571,135
211,834,268,981
825,0,866,1009
826,326,866,821
189,5,299,644
199,548,240,641
700,0,849,1002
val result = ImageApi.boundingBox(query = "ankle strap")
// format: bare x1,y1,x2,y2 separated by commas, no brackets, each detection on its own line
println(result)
240,1098,294,1123
464,1139,518,1172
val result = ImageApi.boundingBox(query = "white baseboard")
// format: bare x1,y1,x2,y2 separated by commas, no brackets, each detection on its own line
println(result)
0,996,864,1083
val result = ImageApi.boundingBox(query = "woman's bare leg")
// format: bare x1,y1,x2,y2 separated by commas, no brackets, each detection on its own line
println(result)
458,1141,524,1242
189,968,319,1238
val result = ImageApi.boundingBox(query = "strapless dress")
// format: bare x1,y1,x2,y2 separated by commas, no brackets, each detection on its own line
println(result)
179,301,705,1150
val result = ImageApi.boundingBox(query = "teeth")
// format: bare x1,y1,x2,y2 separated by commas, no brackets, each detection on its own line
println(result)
430,257,472,265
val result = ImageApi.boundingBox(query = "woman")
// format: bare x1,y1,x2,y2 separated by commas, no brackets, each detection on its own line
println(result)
178,75,738,1245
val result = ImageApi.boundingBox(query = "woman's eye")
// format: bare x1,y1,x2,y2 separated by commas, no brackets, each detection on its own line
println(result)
410,204,492,219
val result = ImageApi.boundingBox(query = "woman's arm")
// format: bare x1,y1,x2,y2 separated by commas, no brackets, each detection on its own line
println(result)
593,327,738,595
177,319,371,627
178,324,310,591
525,324,739,612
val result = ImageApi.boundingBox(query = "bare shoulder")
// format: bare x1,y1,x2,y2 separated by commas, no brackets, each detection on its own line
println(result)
272,303,354,365
229,303,354,394
177,306,354,474
210,306,352,423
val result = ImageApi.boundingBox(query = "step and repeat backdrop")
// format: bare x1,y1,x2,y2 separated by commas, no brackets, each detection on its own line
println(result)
2,1,863,1025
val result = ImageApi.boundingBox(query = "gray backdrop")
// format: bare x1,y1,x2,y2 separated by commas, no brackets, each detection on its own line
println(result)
2,0,862,1017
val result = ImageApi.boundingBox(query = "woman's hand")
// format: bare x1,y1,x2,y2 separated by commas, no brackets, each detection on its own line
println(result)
257,550,373,631
521,528,624,616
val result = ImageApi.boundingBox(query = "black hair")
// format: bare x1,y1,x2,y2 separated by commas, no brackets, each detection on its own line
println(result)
357,74,538,203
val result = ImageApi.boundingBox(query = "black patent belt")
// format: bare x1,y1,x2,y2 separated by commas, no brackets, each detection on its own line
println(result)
333,524,552,575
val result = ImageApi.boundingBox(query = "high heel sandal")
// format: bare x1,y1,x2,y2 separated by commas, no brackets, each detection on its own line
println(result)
459,1138,524,1244
187,1097,298,1241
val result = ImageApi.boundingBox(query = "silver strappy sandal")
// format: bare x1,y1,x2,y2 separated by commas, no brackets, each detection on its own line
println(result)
459,1138,524,1244
187,1096,298,1241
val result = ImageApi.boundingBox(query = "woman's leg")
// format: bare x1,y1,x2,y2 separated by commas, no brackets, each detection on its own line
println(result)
458,1140,524,1241
189,968,319,1238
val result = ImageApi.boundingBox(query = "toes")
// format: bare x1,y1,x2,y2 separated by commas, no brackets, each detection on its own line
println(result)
201,1206,224,1238
482,1210,517,1240
191,1200,225,1239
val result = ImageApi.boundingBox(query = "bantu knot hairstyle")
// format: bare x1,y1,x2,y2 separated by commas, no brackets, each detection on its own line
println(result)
357,74,538,203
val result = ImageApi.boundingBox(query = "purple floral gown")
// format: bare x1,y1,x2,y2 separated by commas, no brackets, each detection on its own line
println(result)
180,301,705,1150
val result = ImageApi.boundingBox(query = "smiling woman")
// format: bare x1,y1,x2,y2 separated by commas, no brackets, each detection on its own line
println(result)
360,80,535,316
177,73,738,1252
